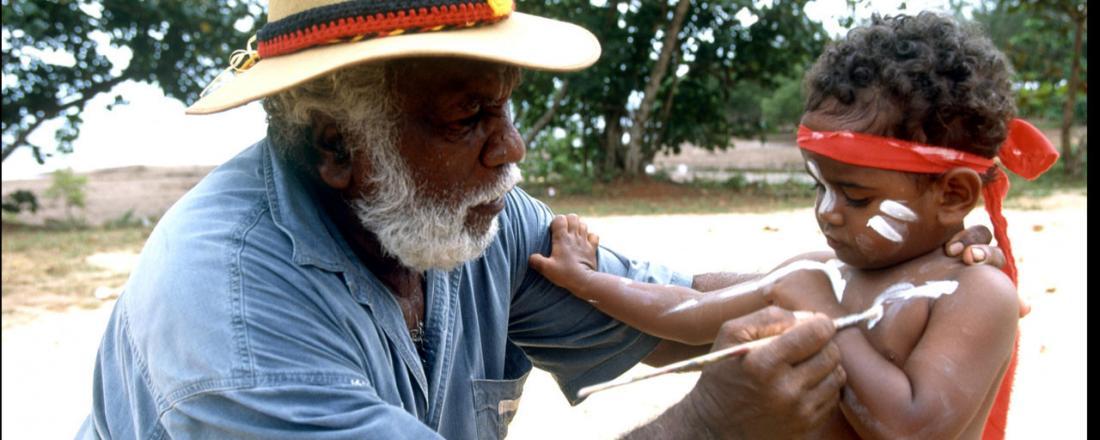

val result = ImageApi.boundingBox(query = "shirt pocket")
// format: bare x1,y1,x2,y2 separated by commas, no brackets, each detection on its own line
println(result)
471,346,532,440
471,372,529,440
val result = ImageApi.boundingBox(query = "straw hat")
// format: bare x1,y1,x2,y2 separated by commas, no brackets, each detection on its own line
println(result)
187,0,601,115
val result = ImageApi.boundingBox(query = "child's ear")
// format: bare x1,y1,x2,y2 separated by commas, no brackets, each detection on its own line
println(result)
933,167,983,225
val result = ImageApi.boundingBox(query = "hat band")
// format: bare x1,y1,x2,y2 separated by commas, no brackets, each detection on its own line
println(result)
257,0,514,58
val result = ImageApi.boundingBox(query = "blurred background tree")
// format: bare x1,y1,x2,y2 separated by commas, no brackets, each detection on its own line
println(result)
2,0,1084,182
973,0,1087,176
43,167,87,221
2,0,263,164
513,0,828,181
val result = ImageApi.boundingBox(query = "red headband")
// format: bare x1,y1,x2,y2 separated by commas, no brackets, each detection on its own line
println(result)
796,119,1060,285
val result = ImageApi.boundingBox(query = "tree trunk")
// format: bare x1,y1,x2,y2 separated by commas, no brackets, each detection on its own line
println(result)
522,80,570,146
623,0,691,177
1060,12,1085,176
603,110,623,177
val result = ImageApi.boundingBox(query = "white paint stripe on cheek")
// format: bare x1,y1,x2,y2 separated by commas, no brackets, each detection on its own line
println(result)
867,215,904,242
879,200,918,222
807,161,835,214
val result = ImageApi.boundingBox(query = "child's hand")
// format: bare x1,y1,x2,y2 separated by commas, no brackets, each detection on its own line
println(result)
529,214,601,292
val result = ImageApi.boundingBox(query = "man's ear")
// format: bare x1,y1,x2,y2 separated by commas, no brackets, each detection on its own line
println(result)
933,167,982,225
311,113,353,191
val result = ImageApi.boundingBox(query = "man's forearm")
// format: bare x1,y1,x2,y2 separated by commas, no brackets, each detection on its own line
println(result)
620,395,719,440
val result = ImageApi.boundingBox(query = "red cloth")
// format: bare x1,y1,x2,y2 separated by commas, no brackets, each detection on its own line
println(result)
796,119,1059,439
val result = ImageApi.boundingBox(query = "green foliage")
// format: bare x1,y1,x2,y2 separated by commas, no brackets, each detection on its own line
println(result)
514,0,828,180
102,208,151,229
760,71,805,133
973,0,1088,123
1,190,39,214
2,1,263,163
44,168,88,219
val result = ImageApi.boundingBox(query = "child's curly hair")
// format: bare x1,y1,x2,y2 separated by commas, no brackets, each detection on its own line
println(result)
804,12,1015,158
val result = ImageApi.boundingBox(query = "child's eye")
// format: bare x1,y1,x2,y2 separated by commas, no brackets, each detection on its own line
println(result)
844,195,871,207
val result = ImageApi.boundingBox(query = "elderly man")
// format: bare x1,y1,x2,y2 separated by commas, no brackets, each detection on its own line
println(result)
78,1,1003,438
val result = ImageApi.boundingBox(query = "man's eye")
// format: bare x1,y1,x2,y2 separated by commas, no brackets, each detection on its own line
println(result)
449,114,480,133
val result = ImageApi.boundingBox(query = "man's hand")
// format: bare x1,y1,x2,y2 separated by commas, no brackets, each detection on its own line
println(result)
685,308,844,438
944,225,1005,268
944,225,1030,316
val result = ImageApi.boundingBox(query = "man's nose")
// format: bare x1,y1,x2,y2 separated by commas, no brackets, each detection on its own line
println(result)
481,118,525,168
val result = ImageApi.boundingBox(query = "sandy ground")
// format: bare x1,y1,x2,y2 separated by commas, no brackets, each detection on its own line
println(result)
0,192,1085,439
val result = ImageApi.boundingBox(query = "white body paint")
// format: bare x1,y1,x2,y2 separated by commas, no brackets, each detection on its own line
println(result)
866,280,959,328
879,200,918,222
867,215,905,242
665,259,848,315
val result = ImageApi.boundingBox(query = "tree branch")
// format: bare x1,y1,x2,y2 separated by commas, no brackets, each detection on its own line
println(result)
624,0,691,175
523,79,570,146
2,75,129,162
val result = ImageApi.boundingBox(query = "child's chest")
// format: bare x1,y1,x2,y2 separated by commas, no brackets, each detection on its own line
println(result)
839,276,943,367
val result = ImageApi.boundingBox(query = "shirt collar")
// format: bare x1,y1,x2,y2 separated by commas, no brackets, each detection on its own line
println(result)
262,138,356,272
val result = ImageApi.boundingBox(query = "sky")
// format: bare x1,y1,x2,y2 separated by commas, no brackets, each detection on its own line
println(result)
1,0,965,182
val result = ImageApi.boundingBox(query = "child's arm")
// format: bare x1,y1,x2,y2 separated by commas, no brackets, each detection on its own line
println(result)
528,214,769,345
832,266,1019,439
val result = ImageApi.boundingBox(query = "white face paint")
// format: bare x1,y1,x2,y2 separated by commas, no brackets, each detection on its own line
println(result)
866,280,959,328
879,200,918,222
806,160,836,215
867,215,904,242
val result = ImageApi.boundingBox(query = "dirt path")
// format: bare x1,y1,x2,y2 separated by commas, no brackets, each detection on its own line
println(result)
0,195,1086,439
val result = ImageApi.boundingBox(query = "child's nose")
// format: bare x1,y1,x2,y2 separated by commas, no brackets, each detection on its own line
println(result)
819,209,844,227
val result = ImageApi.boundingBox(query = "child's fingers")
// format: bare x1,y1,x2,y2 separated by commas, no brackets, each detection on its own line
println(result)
567,214,585,235
528,253,551,273
550,215,567,234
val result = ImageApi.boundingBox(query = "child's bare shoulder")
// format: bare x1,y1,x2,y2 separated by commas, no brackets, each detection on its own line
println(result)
943,263,1018,314
774,250,838,267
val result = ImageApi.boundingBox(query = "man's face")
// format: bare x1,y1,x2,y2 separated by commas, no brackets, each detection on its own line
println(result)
389,57,525,231
348,58,525,272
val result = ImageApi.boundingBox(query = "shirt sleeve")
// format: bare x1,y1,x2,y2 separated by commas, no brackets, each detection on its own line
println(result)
500,187,694,405
161,380,443,439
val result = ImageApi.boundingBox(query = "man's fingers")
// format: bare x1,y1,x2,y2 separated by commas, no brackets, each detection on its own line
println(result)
588,232,600,247
946,225,993,253
715,307,798,347
804,367,845,423
792,341,842,388
745,313,835,369
962,244,1006,269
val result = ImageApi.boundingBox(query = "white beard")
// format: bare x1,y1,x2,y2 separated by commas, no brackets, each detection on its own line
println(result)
349,130,521,272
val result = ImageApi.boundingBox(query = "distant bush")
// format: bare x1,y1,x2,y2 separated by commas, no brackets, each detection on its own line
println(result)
1,190,39,215
44,168,88,222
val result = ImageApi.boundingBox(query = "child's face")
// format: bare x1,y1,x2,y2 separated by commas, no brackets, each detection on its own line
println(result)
802,150,949,269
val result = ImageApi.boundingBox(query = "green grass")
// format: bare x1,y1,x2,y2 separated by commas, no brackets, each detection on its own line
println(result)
2,223,153,325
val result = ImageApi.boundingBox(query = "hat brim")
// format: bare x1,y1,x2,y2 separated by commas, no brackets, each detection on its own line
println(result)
186,12,600,115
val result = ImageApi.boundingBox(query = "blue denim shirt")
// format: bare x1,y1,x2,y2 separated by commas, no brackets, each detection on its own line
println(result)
77,139,692,439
